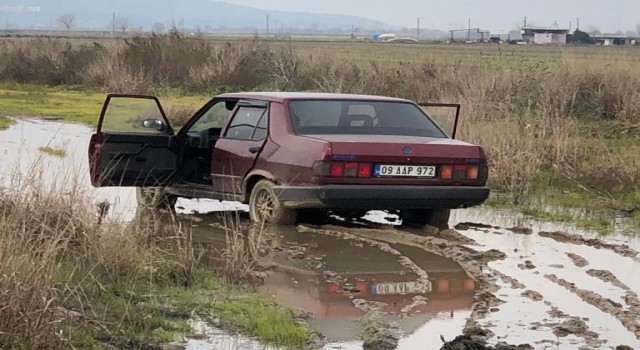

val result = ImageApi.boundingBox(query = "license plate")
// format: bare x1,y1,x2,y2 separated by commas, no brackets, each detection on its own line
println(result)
371,281,432,295
374,165,436,178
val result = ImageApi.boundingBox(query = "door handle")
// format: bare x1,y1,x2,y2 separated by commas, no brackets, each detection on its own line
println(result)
249,146,261,154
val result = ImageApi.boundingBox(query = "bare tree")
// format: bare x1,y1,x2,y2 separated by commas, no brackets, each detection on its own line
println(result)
57,14,76,31
112,18,131,34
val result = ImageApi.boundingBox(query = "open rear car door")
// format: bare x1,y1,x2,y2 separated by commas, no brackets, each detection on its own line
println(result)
89,94,177,187
418,103,461,139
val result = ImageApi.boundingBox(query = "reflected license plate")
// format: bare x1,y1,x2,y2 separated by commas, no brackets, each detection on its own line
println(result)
371,281,432,295
374,165,436,178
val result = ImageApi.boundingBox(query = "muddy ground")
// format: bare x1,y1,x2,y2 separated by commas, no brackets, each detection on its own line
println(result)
2,119,640,350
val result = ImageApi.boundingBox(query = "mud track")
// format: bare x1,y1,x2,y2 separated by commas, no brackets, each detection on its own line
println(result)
289,214,640,350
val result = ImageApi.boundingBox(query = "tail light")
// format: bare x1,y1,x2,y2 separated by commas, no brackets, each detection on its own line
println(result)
437,279,450,293
440,165,453,180
330,162,344,177
467,166,479,180
358,163,371,177
314,161,372,178
344,162,359,177
440,164,487,181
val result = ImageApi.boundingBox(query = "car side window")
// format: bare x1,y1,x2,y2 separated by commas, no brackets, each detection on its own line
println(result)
187,101,234,133
225,106,267,141
252,112,268,141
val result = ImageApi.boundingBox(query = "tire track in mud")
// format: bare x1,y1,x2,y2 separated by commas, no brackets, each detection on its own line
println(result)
479,266,607,348
545,273,640,340
297,225,432,293
539,231,640,262
296,224,506,340
298,222,640,348
446,222,640,347
296,224,450,349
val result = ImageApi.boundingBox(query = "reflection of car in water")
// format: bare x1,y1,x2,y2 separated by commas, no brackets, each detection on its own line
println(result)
88,92,489,228
257,229,476,341
132,207,476,341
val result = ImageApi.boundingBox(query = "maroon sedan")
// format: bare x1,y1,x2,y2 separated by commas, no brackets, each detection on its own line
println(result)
88,92,489,227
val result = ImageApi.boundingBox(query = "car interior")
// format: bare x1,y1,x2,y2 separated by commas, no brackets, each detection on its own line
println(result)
179,100,238,185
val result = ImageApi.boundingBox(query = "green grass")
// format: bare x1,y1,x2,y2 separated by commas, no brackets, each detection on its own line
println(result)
38,146,67,157
213,296,309,347
0,116,15,130
0,83,209,127
160,270,309,348
61,268,309,349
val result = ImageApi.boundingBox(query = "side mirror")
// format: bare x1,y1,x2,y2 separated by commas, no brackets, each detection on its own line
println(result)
142,118,166,132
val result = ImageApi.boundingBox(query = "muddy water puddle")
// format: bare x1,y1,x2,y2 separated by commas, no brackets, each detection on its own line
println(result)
256,228,475,346
3,119,640,349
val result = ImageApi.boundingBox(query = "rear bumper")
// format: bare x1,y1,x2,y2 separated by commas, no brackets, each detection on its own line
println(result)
273,185,490,210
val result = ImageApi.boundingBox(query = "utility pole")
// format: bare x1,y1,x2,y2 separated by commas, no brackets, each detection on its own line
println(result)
112,12,116,36
266,14,270,36
416,17,420,41
576,17,580,31
524,16,527,28
467,17,471,41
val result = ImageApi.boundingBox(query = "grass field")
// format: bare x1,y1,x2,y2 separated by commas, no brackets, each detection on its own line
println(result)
0,33,639,347
0,34,638,226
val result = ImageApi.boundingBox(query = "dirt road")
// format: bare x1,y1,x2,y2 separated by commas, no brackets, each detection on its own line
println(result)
2,119,640,349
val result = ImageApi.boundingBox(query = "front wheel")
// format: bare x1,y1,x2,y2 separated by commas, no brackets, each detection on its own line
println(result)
249,180,297,225
135,187,177,210
400,209,451,230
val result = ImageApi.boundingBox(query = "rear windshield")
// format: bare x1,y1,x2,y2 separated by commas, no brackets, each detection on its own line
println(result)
288,100,447,138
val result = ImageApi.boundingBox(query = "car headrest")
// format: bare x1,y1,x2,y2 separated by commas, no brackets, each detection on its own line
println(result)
339,114,374,127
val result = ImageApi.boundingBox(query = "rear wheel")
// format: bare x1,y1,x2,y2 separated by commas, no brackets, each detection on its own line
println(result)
401,209,451,230
249,180,297,225
135,187,177,210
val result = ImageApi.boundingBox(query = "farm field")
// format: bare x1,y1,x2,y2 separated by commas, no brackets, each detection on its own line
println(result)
0,34,639,350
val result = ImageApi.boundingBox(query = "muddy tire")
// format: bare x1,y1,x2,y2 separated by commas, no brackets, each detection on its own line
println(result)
135,187,177,210
249,180,297,225
401,209,451,230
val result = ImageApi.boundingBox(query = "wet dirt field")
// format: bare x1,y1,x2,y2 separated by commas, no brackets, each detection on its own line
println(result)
2,118,640,349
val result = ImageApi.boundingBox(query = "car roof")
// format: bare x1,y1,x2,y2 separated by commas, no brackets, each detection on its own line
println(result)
215,91,412,103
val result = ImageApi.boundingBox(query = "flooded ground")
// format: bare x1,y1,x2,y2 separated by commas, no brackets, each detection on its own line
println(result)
1,118,639,349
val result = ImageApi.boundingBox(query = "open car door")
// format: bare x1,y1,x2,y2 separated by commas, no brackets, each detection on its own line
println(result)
89,94,178,187
418,103,461,139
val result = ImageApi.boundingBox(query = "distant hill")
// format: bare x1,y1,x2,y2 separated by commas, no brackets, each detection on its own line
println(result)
0,0,397,32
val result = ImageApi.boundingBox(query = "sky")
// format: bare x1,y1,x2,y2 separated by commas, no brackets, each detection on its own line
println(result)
222,0,640,33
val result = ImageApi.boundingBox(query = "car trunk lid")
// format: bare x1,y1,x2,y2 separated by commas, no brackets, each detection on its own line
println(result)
308,134,482,162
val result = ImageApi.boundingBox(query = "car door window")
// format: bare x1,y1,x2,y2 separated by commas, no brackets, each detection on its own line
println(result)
101,96,169,134
252,113,268,141
225,106,267,140
187,101,234,133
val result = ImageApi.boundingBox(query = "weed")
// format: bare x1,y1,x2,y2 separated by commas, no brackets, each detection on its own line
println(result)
0,116,14,130
38,146,67,157
0,178,309,348
213,295,309,347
